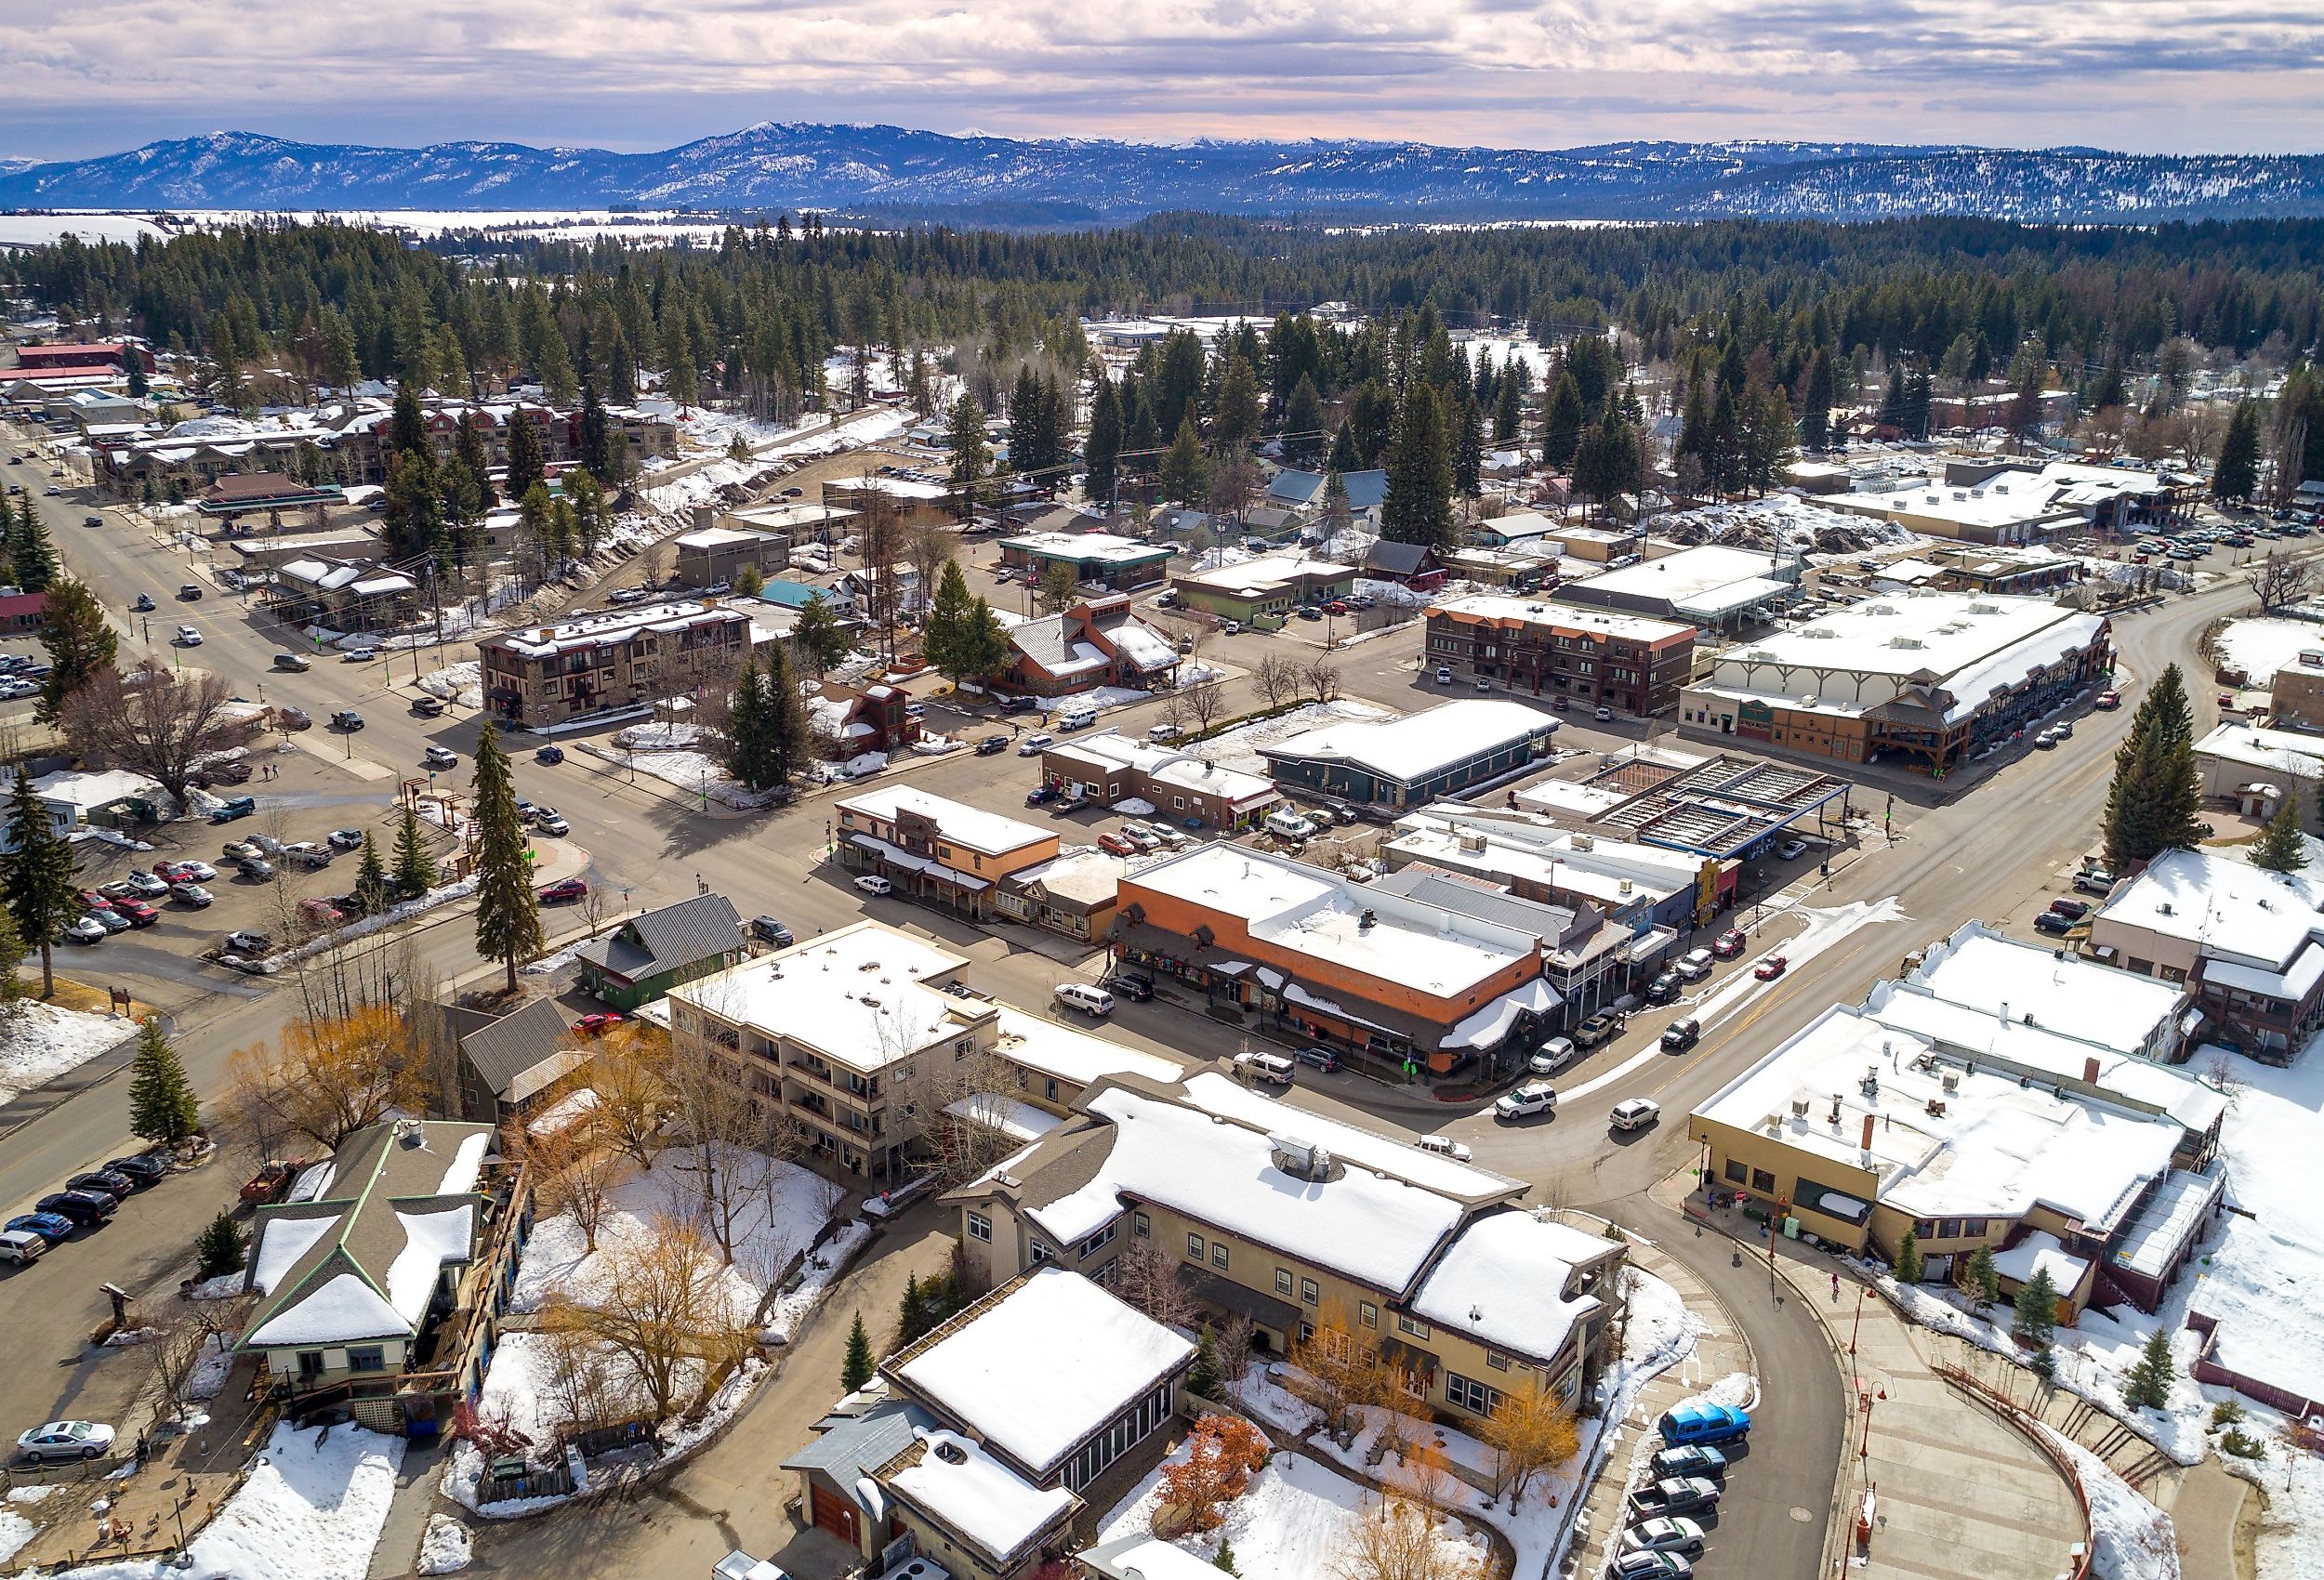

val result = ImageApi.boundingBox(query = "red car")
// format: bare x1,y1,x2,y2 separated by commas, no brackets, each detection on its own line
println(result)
2094,690,2121,710
1097,833,1138,857
76,889,114,912
1753,955,1789,981
1710,929,1748,959
574,1012,626,1036
115,900,159,927
537,877,588,904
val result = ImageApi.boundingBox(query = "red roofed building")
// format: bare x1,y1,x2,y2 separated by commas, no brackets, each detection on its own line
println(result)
13,342,152,374
0,590,51,636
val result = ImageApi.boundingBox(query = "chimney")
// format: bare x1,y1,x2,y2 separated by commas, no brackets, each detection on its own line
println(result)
1860,1113,1875,1152
2082,1057,2100,1085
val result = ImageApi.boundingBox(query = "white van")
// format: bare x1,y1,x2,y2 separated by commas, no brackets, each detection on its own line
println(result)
1263,809,1319,841
1053,981,1116,1017
1233,1049,1295,1086
0,1229,46,1266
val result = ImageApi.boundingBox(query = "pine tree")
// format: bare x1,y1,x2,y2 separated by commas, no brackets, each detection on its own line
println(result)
1326,420,1361,476
2252,795,2308,873
4,767,81,998
1381,383,1453,548
354,830,390,915
1286,375,1326,464
456,412,497,513
470,721,543,994
2014,1267,2059,1354
1452,386,1484,500
504,409,546,501
842,1311,875,1391
1212,354,1262,449
390,803,436,899
1492,371,1523,444
0,905,24,1001
947,394,989,520
1037,560,1081,615
1801,350,1836,452
1188,1323,1221,1398
760,639,811,789
2212,402,2262,503
2124,1326,2174,1410
193,1209,247,1280
34,578,118,723
2102,672,2206,872
924,560,975,683
1965,1244,2000,1309
127,1018,201,1145
1539,371,1584,470
12,498,59,592
790,593,851,678
1213,1539,1239,1574
579,384,614,484
1084,375,1122,507
954,598,1010,683
1157,415,1210,507
898,1273,931,1346
1894,1228,1923,1284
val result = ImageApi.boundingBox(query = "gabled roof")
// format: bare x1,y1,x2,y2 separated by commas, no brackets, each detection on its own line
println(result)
443,997,575,1099
1366,540,1437,576
576,893,744,983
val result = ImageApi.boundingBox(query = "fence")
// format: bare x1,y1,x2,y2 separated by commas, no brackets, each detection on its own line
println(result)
1934,1362,2094,1580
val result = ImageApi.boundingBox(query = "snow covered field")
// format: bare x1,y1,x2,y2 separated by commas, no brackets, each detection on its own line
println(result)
0,999,137,1106
1196,697,1394,777
2213,617,2324,684
581,722,790,810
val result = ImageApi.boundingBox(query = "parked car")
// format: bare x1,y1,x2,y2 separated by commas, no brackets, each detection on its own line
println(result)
574,1012,626,1036
1097,832,1138,856
1775,838,1809,860
281,842,333,869
1103,974,1155,1002
115,900,158,928
853,875,893,896
1710,928,1748,959
1660,1018,1701,1053
2033,909,2076,935
1416,1134,1472,1161
750,915,796,947
2094,690,2121,710
1628,1477,1721,1519
1644,971,1682,1005
123,871,169,898
535,745,565,765
1609,1097,1662,1132
1753,955,1789,981
1434,665,1455,685
5,1212,76,1247
326,828,365,851
239,1159,309,1205
1674,947,1714,981
1649,1444,1727,1481
76,889,115,913
1024,784,1061,806
1658,1402,1750,1445
2033,729,2058,749
535,814,570,836
62,915,108,944
0,1229,46,1266
2048,897,2091,920
86,908,131,934
423,745,458,769
1604,1547,1693,1579
1571,1011,1622,1049
276,705,311,731
976,735,1009,756
1494,1084,1557,1121
235,857,277,881
35,1191,116,1226
221,838,264,862
1053,981,1114,1017
1017,733,1055,756
1594,705,1616,722
226,929,273,954
169,883,214,907
1288,1046,1340,1073
16,1421,115,1464
96,879,141,902
342,645,378,663
1622,1518,1707,1556
1529,1037,1578,1075
66,1170,135,1201
537,877,588,904
2075,867,2119,896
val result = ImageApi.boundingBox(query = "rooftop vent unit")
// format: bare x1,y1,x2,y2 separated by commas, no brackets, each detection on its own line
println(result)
1941,1071,1961,1093
1268,1135,1332,1181
1860,1066,1881,1099
1791,1097,1812,1118
1359,909,1377,930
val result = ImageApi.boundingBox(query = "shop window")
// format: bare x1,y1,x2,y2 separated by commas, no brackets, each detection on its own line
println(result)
1750,1168,1776,1192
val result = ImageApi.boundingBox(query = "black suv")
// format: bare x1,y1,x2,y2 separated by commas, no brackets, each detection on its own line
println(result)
1644,971,1682,1005
103,1155,170,1188
1103,974,1155,1002
36,1191,116,1226
66,1169,135,1201
1660,1018,1702,1053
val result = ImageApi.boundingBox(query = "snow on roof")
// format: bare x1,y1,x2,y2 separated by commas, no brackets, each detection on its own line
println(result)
670,921,979,1073
838,784,1053,858
384,1205,474,1324
1106,621,1177,671
1001,531,1168,564
1029,1085,1469,1294
1445,977,1564,1050
993,1008,1181,1087
2109,1164,2225,1280
246,1272,408,1347
1176,553,1350,592
1386,810,1697,904
2204,941,2324,1004
1044,731,1277,805
435,1132,491,1196
885,1429,1074,1563
1991,1231,2090,1292
943,1093,1062,1143
2212,616,2324,684
1261,699,1554,786
1569,544,1789,602
28,766,163,809
1180,1070,1519,1200
493,600,743,660
1426,595,1696,645
674,527,776,549
251,1214,341,1294
2095,848,2324,970
1836,479,2081,532
1693,1006,2184,1231
1408,1209,1611,1363
895,1269,1192,1476
1121,844,1539,1002
1904,925,2184,1059
2195,720,2324,777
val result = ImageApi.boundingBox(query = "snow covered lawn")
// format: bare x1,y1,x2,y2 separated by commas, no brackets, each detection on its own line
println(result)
0,998,137,1106
47,1422,402,1580
1100,1445,1488,1579
579,723,790,810
2213,617,2324,685
1197,698,1393,777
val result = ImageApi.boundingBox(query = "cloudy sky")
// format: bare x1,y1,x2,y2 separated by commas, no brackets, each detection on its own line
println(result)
3,0,2320,160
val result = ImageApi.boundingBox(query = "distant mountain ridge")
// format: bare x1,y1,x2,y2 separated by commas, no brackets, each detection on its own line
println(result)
3,125,2320,225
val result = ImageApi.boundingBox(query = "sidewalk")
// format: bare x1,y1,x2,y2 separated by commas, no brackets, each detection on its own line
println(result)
1659,1178,2088,1580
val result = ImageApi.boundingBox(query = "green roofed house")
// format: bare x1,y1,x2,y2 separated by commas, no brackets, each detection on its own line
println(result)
235,1118,534,1432
575,892,747,1010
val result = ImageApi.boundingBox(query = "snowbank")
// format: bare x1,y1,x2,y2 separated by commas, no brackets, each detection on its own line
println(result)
1657,494,1921,555
418,662,482,709
281,876,480,964
2214,617,2324,684
1197,698,1394,776
2039,1426,2180,1580
759,1218,875,1345
415,1514,471,1574
0,999,137,1106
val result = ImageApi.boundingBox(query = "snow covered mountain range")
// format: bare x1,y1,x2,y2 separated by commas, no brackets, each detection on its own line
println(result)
3,125,2318,224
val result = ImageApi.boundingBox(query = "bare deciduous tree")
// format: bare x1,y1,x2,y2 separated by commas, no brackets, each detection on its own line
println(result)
536,1222,752,1420
590,1020,674,1172
1215,1311,1256,1401
1303,655,1343,703
1114,1233,1201,1330
1480,1386,1581,1506
909,1041,1037,1189
1181,678,1230,736
2248,551,2314,612
1329,1494,1485,1580
219,1004,431,1152
525,1119,624,1255
1252,653,1305,709
59,659,259,810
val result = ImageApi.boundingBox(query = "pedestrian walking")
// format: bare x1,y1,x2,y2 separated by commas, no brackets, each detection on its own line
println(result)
1831,1271,1841,1302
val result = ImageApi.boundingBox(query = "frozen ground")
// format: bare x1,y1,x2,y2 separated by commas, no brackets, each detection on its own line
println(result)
1197,697,1394,776
46,1422,402,1580
0,999,137,1106
2213,617,2323,684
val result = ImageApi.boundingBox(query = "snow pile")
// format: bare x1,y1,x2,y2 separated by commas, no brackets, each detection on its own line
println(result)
2039,1427,2180,1580
510,1144,841,1325
56,1422,403,1580
182,1331,238,1402
519,941,586,977
580,737,788,810
1236,1362,1327,1436
809,751,888,783
281,876,481,964
0,1510,33,1566
759,1218,875,1345
418,662,482,709
1197,697,1395,776
2213,617,2324,684
415,1514,471,1574
187,1271,245,1301
0,1000,137,1106
1101,1446,1486,1580
2219,1438,2324,1580
1658,494,1920,554
1353,577,1432,608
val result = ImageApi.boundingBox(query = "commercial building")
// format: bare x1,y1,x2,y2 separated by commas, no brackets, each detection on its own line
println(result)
574,893,747,1011
1002,594,1180,697
720,499,857,547
1169,554,1355,625
673,526,786,588
2267,646,2324,732
1424,597,1697,716
2194,721,2324,833
995,849,1129,944
997,532,1173,593
1559,544,1799,628
2088,849,2324,1060
835,787,1060,921
236,1119,532,1430
1682,591,2111,773
259,556,420,632
1383,805,1710,940
1689,1003,2222,1323
191,471,348,523
824,473,955,528
480,599,754,728
1827,460,2194,544
1112,843,1570,1076
1947,458,2197,533
1038,730,1283,831
1261,699,1557,810
945,1070,1624,1428
1867,543,2081,597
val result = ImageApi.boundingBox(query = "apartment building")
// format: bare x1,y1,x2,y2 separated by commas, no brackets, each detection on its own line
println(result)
479,599,753,728
1424,597,1697,717
834,787,1061,922
1038,729,1282,831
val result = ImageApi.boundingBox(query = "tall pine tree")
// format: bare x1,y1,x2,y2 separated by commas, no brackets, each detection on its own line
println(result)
355,829,391,914
3,768,81,999
2251,795,2308,873
1381,383,1453,548
470,721,543,994
2212,402,2262,503
841,1311,875,1391
391,803,436,899
127,1018,201,1145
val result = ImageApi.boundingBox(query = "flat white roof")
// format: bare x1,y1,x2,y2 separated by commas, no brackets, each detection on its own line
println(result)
1176,553,1349,592
992,1009,1182,1087
2094,848,2324,971
894,1269,1192,1475
1904,925,2184,1059
1263,699,1554,786
492,599,741,660
1045,730,1278,805
1837,480,2081,531
1693,1005,2183,1231
1001,531,1168,563
838,785,1054,858
1428,594,1695,644
2195,720,2324,777
886,1428,1072,1563
1408,1209,1610,1365
671,920,978,1072
674,526,777,550
1572,544,1789,604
